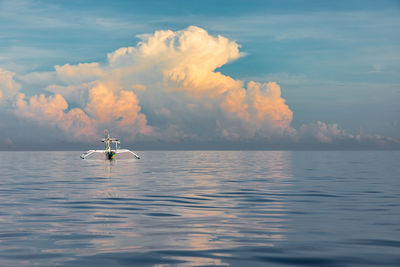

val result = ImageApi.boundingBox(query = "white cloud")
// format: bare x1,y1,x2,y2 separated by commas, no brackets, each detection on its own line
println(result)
299,121,351,143
55,63,104,84
298,121,399,147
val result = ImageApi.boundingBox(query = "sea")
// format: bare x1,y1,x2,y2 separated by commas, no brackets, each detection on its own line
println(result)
0,151,399,266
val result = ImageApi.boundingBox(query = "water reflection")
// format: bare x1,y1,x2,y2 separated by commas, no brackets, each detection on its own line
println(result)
0,151,294,266
77,151,294,266
1,151,399,266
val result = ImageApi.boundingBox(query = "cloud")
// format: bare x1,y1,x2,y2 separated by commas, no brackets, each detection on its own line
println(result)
298,121,399,148
55,63,104,85
15,93,94,139
104,26,294,140
0,26,397,148
86,82,151,135
299,121,351,143
108,26,245,98
0,67,21,102
219,81,295,140
13,80,151,140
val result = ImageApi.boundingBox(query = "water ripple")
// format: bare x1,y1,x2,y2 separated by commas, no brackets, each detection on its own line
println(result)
0,151,398,266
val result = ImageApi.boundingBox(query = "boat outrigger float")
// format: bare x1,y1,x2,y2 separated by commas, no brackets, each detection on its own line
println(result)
80,130,140,160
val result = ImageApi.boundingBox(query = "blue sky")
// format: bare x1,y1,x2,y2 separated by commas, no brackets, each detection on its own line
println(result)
0,0,399,149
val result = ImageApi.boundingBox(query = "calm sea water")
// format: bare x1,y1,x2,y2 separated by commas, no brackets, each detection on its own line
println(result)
0,151,399,266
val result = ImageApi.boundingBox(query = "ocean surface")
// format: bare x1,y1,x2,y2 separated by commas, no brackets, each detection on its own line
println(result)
0,151,399,266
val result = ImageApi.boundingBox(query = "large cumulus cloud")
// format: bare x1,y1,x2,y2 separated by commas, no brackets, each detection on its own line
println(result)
0,26,397,148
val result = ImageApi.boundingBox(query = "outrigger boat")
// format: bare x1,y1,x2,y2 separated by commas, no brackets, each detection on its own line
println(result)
80,130,140,160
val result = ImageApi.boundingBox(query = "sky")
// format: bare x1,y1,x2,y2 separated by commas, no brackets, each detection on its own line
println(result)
0,0,399,150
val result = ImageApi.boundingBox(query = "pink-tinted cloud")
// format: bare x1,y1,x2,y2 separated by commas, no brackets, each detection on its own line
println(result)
220,81,294,139
86,82,151,135
15,93,94,138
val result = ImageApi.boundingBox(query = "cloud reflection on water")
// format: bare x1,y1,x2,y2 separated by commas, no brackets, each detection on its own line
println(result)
78,151,294,265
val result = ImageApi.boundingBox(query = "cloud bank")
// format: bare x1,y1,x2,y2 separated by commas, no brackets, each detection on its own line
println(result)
0,26,397,149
